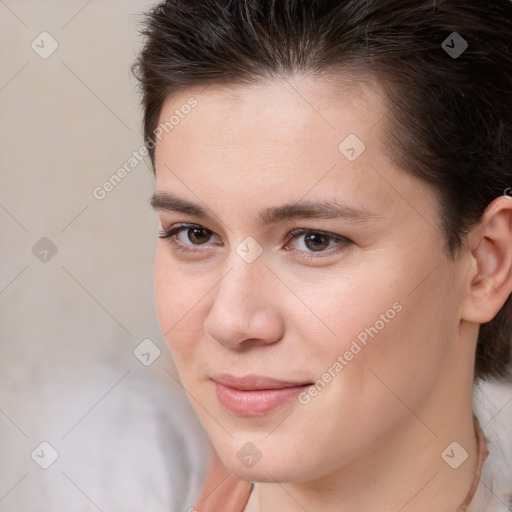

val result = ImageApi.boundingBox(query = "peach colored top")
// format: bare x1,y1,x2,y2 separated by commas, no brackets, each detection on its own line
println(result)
195,416,488,512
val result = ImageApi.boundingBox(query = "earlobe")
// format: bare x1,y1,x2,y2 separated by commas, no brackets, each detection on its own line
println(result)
461,196,512,324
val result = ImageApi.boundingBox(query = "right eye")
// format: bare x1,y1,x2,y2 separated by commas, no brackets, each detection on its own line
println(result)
158,223,221,250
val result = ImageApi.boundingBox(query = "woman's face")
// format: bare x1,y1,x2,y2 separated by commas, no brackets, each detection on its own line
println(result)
152,77,472,483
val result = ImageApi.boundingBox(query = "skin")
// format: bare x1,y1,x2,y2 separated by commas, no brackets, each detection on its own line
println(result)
151,76,512,511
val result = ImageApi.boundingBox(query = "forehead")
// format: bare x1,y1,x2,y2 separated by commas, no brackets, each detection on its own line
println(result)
155,75,386,156
154,76,384,180
152,76,435,229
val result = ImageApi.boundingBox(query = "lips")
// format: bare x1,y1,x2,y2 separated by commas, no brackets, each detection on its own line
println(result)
212,373,312,416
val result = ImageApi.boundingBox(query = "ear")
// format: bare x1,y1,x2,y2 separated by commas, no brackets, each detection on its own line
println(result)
461,195,512,323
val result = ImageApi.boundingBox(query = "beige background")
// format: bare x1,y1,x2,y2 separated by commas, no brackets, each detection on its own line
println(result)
0,1,210,510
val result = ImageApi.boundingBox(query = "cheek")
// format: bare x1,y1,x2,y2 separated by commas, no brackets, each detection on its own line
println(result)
154,251,206,358
294,270,403,359
296,261,443,401
326,267,459,422
154,257,179,336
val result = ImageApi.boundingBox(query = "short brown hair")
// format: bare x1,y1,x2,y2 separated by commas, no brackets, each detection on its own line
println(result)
133,0,512,380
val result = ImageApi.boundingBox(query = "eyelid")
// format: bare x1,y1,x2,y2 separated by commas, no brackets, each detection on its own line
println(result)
286,227,352,245
158,223,220,248
284,227,352,258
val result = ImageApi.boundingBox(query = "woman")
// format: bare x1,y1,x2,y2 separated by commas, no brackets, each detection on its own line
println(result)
133,1,512,510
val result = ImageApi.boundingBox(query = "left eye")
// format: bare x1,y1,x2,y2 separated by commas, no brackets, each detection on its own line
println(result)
285,228,350,255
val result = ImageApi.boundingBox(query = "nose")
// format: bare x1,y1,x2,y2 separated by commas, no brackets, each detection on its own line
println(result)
203,255,284,350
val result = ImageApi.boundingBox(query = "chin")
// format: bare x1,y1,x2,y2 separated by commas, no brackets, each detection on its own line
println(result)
231,463,302,484
219,443,317,484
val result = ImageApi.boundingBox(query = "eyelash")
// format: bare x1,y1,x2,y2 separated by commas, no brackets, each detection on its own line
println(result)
157,223,352,259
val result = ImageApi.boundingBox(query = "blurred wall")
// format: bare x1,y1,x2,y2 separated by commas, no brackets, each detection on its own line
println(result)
0,1,210,510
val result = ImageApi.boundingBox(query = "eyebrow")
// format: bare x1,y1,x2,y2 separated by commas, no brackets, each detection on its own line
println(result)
150,191,382,225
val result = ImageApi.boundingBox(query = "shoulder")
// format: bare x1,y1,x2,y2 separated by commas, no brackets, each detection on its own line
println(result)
469,378,512,511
